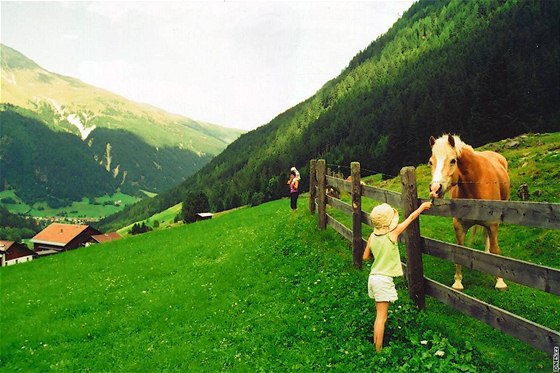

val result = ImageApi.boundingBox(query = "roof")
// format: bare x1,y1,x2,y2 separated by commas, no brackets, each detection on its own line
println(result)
91,232,123,243
0,240,15,252
196,213,213,218
31,223,90,247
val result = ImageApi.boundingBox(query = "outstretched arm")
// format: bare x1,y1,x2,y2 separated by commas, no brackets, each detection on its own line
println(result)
363,236,372,261
389,202,432,241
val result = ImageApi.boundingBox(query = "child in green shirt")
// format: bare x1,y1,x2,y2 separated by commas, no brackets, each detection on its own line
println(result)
363,201,432,352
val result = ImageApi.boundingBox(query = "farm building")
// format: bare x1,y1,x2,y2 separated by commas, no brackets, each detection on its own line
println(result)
91,232,123,244
195,212,213,221
0,240,36,266
31,223,101,256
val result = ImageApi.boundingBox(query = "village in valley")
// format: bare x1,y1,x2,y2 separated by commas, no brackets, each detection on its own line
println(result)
0,223,122,267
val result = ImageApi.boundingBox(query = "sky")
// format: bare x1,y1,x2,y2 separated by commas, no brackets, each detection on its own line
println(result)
1,1,415,131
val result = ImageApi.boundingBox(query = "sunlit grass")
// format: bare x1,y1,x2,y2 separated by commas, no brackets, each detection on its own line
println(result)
1,196,553,372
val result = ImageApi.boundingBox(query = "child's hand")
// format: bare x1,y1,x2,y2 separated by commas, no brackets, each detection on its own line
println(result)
420,201,432,211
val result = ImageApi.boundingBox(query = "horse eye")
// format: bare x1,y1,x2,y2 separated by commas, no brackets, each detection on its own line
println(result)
428,160,433,166
450,159,457,165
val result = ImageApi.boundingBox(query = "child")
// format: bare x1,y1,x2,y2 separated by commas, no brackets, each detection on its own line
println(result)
362,201,432,352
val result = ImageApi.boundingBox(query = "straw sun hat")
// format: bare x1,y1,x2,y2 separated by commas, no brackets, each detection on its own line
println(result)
370,203,399,235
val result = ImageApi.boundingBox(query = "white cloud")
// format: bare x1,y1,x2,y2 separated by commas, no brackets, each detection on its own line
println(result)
2,1,416,130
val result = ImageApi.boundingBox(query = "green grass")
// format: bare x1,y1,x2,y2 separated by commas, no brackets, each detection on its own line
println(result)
0,196,554,372
118,202,182,236
1,133,557,371
0,191,140,219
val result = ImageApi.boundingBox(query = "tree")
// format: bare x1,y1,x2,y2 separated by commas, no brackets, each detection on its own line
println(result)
181,192,210,223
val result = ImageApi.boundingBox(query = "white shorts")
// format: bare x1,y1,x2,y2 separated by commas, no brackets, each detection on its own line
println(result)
368,274,398,302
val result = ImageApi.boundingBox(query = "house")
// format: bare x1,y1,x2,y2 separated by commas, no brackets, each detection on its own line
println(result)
0,240,36,266
90,232,123,244
31,223,101,256
195,212,213,221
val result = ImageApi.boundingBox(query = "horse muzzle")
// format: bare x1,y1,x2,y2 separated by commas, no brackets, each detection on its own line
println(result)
429,183,444,198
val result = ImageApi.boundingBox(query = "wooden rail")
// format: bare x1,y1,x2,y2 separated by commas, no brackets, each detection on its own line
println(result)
310,159,560,356
419,198,560,230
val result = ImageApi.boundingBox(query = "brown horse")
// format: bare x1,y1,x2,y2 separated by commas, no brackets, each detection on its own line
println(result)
429,134,510,291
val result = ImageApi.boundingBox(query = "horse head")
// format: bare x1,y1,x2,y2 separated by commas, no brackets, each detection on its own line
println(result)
429,134,461,198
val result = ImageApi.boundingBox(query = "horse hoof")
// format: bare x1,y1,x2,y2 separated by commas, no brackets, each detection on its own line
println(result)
495,278,508,291
452,282,464,291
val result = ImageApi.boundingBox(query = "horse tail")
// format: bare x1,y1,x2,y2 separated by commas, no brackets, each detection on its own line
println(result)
468,225,490,253
468,225,478,247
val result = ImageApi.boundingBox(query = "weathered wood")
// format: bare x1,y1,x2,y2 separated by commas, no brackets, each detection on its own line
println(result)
419,198,559,230
326,214,353,242
401,166,425,309
317,160,327,230
351,162,363,269
326,175,352,193
361,210,374,228
424,277,560,356
422,237,560,296
309,159,317,214
326,195,353,216
362,184,402,207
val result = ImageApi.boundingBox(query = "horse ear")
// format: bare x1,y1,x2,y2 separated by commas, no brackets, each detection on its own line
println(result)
429,136,436,147
447,134,455,148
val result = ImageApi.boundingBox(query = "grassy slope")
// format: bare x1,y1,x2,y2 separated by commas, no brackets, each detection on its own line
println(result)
117,202,183,236
1,191,555,371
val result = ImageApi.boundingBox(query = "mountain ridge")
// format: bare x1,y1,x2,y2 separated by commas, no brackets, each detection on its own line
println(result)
0,44,244,209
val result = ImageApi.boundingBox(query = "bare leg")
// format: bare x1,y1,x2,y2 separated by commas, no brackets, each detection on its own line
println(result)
374,301,390,352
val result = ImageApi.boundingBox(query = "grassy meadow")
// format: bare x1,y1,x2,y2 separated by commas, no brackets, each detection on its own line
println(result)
1,193,556,372
0,190,140,220
117,203,183,237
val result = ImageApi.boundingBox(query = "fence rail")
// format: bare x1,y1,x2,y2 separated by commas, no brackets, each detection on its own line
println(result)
310,159,560,356
419,198,559,229
423,237,560,295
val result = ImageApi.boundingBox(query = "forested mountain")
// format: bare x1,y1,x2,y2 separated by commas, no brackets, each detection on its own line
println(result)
0,205,42,241
99,0,560,232
0,45,244,207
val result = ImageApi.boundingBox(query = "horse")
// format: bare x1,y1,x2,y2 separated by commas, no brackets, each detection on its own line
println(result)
428,134,510,291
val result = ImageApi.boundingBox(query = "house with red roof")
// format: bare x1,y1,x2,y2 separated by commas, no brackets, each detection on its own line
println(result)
0,240,36,266
91,232,123,244
31,223,101,256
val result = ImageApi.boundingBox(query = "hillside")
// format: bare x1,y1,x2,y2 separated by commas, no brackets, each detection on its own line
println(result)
1,194,556,371
98,0,560,232
0,45,244,208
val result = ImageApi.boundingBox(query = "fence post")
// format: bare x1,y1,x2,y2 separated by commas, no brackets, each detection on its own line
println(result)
309,159,317,214
317,159,327,230
351,162,363,268
400,166,426,310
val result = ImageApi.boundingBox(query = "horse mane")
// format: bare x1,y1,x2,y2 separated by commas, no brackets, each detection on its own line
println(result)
434,134,473,158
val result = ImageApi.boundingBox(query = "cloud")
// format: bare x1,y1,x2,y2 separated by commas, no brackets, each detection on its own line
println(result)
85,2,143,23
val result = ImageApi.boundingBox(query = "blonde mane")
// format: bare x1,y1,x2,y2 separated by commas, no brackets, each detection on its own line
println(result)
433,134,472,157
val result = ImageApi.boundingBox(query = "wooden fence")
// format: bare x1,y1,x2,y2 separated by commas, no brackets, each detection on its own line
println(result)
309,159,560,356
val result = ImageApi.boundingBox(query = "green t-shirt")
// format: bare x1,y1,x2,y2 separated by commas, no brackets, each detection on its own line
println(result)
368,234,404,277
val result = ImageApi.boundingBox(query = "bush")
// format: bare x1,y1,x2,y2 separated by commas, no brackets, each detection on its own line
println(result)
250,192,264,206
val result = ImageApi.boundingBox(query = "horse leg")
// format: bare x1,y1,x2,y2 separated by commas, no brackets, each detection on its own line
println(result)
452,218,470,291
487,223,508,291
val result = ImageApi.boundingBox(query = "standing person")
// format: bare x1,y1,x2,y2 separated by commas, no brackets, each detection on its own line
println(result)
287,170,299,213
362,201,432,352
